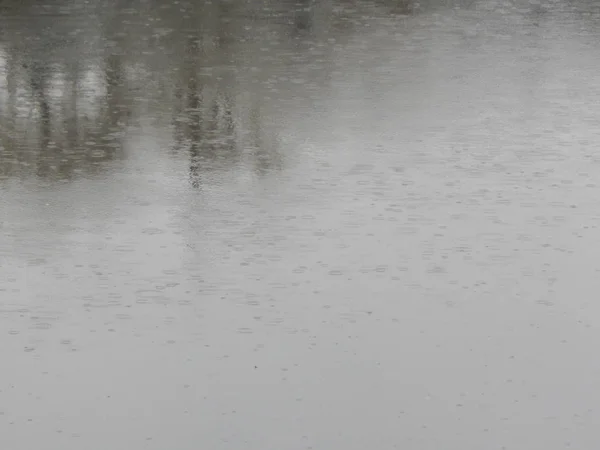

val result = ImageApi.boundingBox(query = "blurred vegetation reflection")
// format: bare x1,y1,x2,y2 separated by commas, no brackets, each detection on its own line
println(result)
0,0,425,183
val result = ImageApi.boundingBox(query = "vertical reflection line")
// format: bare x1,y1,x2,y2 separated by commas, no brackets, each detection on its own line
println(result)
186,35,203,189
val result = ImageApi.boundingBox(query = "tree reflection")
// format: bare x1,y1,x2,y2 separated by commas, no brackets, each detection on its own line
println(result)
183,35,203,189
292,0,315,36
0,0,132,182
174,30,239,189
0,0,412,185
28,59,53,178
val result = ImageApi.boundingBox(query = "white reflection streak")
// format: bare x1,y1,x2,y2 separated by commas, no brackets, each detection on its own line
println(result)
0,45,6,104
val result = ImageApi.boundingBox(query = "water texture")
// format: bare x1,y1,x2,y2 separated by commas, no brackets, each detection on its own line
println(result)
2,0,600,449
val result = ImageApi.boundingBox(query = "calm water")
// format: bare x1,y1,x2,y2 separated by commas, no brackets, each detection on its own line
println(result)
2,0,600,449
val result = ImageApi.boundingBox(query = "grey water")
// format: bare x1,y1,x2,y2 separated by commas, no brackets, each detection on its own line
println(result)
2,0,600,448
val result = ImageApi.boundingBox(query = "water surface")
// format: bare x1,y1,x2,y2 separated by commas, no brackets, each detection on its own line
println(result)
2,0,600,449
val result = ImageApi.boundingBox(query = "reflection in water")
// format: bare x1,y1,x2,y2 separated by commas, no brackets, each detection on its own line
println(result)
183,35,203,189
292,0,315,35
0,0,135,181
28,58,54,178
27,60,51,142
1,0,332,183
175,34,238,188
0,0,433,184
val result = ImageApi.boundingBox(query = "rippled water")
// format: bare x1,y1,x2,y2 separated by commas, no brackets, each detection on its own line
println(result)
2,0,600,448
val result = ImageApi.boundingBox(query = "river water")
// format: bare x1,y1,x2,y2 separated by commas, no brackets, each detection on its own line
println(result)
2,0,600,449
